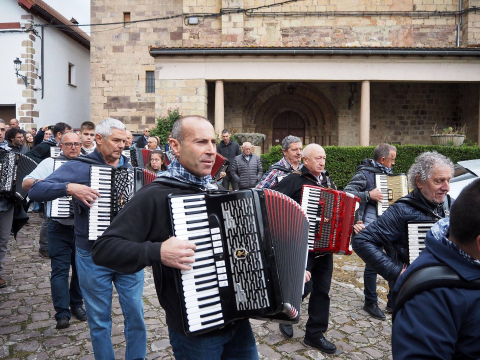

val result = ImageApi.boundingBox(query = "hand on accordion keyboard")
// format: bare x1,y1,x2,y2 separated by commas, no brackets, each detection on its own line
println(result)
161,237,197,270
369,188,384,203
66,183,101,207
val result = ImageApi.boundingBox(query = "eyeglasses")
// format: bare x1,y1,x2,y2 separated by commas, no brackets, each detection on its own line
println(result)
63,142,82,148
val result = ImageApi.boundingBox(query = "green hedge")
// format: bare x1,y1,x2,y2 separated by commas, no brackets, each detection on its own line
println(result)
260,145,480,190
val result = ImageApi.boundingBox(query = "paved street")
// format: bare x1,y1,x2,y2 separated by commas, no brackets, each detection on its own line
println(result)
0,213,392,359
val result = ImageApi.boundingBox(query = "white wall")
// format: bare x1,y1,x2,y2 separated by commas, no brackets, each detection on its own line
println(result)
35,17,90,128
0,0,29,119
0,0,90,129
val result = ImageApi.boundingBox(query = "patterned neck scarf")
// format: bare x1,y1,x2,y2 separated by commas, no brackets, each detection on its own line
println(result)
430,218,480,269
160,158,217,190
370,159,394,175
0,140,10,150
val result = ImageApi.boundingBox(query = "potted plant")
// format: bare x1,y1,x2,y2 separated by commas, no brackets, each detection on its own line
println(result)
431,124,466,146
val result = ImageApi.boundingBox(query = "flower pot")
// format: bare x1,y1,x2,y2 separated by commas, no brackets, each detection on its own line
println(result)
431,135,465,146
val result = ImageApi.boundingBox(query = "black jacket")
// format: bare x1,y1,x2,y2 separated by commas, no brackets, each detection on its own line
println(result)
352,190,452,282
92,181,229,335
25,139,57,163
136,136,147,149
274,166,336,203
216,140,241,163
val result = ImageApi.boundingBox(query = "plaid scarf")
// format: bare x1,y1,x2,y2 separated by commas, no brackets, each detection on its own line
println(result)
160,158,217,190
370,159,394,175
431,218,480,269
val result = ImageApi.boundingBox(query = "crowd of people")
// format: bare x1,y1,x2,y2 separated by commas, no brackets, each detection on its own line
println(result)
0,115,479,360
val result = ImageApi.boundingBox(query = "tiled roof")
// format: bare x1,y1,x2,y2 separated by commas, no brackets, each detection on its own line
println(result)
18,0,90,49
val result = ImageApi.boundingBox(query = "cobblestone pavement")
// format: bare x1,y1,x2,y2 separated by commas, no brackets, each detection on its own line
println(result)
0,213,393,359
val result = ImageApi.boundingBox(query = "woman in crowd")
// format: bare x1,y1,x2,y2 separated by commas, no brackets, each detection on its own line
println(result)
25,132,35,150
145,150,167,175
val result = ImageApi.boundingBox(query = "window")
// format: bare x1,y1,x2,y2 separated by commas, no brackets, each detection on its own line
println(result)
146,71,155,93
124,12,130,27
68,63,75,86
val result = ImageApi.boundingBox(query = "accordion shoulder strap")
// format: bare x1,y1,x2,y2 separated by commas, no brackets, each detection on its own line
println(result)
270,165,293,173
393,265,480,322
71,156,107,166
154,177,229,194
395,197,443,220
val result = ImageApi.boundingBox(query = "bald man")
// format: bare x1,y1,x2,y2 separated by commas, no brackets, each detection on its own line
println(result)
274,144,338,355
125,130,134,148
230,142,263,189
92,116,259,359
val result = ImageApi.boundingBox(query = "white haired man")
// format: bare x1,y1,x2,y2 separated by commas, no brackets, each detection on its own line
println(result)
28,118,147,359
353,151,454,302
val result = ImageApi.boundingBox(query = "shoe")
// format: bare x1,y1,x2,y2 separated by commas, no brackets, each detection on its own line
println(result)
71,307,88,321
279,323,293,338
0,276,5,288
56,316,70,329
304,335,337,354
38,249,49,258
363,302,386,320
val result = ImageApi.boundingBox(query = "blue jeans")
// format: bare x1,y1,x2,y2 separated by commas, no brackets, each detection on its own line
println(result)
168,319,258,360
75,247,146,360
47,220,82,319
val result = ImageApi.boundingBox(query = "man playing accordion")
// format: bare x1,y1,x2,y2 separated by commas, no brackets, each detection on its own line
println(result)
353,151,454,301
274,144,338,355
92,116,259,359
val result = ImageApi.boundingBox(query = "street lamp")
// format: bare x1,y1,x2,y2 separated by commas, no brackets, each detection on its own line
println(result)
14,57,29,87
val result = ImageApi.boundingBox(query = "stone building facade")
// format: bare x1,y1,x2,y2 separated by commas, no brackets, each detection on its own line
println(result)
91,0,480,149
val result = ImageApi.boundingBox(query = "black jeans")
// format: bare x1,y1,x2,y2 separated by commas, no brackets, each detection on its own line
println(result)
304,252,333,338
47,220,83,319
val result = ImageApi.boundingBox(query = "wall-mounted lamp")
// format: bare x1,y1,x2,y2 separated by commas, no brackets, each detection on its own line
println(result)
14,57,29,87
286,84,296,95
188,17,199,25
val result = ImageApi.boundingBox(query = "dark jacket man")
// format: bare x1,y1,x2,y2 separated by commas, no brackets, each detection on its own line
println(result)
26,122,71,163
392,180,480,359
216,130,241,190
353,151,453,282
273,144,338,355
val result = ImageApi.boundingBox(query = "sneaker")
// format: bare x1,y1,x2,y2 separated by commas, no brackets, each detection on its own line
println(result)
363,302,386,320
56,316,70,329
0,276,6,288
304,335,337,354
38,249,49,258
71,307,88,321
279,323,293,338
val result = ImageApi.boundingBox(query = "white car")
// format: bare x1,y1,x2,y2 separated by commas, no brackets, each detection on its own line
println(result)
449,159,480,199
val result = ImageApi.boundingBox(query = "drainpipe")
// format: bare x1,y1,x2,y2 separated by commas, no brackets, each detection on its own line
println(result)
457,0,463,47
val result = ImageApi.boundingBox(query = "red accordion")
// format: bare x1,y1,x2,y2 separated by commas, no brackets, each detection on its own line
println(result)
300,185,360,254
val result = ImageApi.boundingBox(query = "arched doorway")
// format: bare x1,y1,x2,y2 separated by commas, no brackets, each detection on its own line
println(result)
272,111,305,145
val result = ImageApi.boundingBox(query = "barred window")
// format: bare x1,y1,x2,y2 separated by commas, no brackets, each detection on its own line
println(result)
146,71,155,93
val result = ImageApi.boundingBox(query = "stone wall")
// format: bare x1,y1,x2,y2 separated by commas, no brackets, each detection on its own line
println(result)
90,0,183,128
459,83,480,144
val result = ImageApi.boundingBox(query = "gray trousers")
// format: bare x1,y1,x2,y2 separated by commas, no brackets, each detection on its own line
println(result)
39,216,49,251
0,207,14,274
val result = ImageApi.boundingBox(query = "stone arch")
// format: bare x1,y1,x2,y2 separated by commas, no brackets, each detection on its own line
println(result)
243,83,337,149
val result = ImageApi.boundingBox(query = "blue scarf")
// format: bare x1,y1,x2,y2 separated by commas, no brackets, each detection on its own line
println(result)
160,158,217,190
370,159,394,175
431,218,480,269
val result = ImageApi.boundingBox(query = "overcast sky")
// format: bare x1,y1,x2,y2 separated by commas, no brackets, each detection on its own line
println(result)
44,0,90,35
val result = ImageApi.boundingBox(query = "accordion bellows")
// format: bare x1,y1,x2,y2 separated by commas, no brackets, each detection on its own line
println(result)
169,189,309,335
0,149,37,201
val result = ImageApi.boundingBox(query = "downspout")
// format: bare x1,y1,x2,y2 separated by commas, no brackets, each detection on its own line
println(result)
457,0,463,47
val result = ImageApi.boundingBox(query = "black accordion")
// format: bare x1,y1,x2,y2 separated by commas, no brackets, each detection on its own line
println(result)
88,166,157,241
168,189,309,335
50,159,74,219
129,148,152,168
407,221,436,265
0,149,37,201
